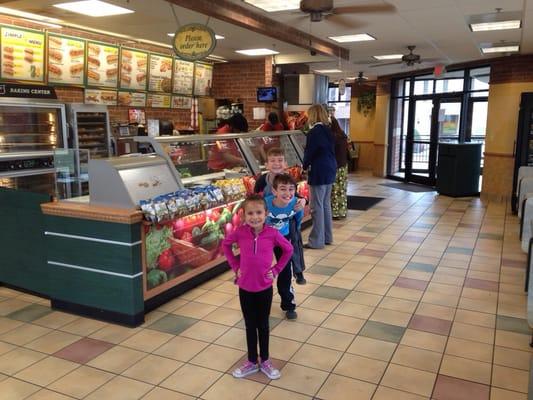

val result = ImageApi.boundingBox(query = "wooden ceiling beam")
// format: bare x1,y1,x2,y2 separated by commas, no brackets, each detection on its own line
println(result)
165,0,350,60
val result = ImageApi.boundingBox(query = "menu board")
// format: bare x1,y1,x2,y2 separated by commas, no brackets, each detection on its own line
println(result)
147,93,171,108
47,34,85,85
0,26,45,82
119,48,148,91
118,91,146,107
148,53,172,93
172,59,194,94
84,89,117,105
86,41,119,88
194,62,213,96
172,96,192,109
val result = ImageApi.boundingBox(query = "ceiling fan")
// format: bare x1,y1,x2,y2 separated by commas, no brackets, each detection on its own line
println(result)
370,45,439,68
295,0,396,28
353,71,376,86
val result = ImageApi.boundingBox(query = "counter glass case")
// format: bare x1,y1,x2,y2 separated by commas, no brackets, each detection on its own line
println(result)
239,131,302,171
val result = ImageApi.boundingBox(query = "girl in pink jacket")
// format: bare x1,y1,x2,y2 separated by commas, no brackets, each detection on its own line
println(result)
222,194,293,380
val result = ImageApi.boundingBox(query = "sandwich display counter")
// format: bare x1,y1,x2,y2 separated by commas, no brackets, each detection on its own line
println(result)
7,129,309,326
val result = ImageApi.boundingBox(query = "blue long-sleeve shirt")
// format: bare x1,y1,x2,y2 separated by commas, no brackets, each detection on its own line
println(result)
303,123,337,185
265,195,303,237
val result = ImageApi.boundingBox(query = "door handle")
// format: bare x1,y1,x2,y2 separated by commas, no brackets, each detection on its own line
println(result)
513,140,516,157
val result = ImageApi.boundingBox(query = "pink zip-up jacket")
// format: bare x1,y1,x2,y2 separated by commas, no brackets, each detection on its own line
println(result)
222,224,293,292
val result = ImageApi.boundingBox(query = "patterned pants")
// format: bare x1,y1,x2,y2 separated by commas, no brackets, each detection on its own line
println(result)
331,165,348,218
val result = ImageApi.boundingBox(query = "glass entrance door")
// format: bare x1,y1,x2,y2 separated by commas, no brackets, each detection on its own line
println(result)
405,99,433,184
405,98,462,186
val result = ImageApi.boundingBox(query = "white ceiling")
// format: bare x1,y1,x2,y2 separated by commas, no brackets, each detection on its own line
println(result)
2,0,532,80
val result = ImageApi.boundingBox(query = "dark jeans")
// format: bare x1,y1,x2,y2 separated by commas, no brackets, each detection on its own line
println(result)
274,244,296,312
239,286,273,363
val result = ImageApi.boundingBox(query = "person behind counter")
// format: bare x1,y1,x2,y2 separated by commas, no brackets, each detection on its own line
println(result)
302,104,337,249
208,113,249,171
260,112,284,131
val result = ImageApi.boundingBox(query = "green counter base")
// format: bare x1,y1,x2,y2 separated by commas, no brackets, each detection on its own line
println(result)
52,298,144,327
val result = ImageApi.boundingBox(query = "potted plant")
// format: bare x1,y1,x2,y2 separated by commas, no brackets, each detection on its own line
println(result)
357,91,376,117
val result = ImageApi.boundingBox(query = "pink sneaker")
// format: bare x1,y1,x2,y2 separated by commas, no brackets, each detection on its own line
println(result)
232,360,259,378
260,359,281,379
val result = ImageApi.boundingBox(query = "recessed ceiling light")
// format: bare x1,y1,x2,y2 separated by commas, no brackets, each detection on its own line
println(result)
168,33,224,40
470,20,521,31
480,44,519,54
236,48,279,56
329,34,375,43
314,69,343,73
373,54,403,60
53,0,134,17
243,0,300,12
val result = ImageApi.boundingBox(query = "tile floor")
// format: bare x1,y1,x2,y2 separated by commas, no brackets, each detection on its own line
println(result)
0,172,530,400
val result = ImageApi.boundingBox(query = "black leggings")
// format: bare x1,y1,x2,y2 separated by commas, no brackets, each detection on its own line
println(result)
239,286,273,363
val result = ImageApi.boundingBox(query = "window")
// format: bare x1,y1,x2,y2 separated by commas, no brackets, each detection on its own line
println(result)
328,85,351,134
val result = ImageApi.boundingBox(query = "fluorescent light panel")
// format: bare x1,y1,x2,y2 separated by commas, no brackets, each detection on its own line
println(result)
373,54,403,60
481,45,519,54
470,20,521,31
314,69,342,73
236,48,279,56
53,0,134,17
329,33,375,43
243,0,300,12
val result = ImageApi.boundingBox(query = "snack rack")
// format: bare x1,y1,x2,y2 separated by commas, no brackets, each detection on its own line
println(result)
67,104,112,159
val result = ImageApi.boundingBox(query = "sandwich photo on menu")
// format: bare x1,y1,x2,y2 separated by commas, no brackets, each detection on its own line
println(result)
48,63,62,76
70,63,84,75
87,70,100,81
69,48,84,58
49,49,63,62
100,92,116,102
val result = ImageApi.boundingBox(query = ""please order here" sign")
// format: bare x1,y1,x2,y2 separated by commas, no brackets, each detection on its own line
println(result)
173,24,216,62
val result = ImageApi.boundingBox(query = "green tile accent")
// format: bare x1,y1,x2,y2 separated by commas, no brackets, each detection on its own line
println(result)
312,286,350,300
148,314,198,335
360,226,384,233
478,233,503,240
308,265,339,276
0,188,50,296
359,320,405,343
7,304,53,322
496,316,530,335
46,236,141,276
405,262,436,273
49,263,143,316
45,215,141,244
446,247,473,255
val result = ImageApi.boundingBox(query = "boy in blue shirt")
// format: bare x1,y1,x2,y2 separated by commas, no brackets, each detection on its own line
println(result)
265,173,305,320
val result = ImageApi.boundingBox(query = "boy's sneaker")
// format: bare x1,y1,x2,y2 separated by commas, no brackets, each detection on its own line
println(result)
260,359,281,380
232,360,259,378
295,273,306,285
285,310,297,320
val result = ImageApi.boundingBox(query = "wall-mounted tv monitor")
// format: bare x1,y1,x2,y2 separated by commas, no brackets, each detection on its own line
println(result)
257,87,277,103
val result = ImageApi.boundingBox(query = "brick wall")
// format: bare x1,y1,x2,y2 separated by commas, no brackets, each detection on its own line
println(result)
490,55,533,84
212,58,276,128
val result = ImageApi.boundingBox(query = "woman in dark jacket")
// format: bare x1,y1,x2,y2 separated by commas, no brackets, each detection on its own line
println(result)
303,104,337,249
330,116,349,219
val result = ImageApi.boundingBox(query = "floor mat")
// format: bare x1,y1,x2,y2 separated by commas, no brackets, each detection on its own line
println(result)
379,182,435,193
347,195,384,210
